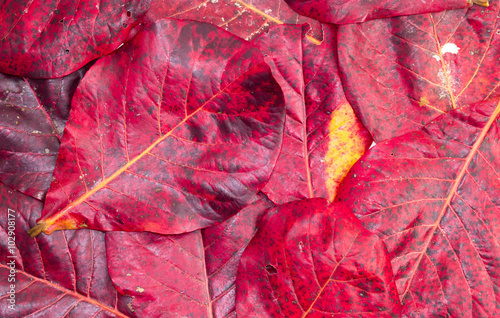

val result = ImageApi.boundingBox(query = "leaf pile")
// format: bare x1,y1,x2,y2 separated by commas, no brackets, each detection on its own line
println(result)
0,0,499,317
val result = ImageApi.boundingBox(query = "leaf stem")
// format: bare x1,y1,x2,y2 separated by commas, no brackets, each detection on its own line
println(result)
472,0,489,6
27,222,47,238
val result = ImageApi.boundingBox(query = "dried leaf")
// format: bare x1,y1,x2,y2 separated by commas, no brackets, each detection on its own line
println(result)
145,0,323,42
106,193,274,317
30,19,285,236
337,98,500,316
338,3,500,141
254,24,372,204
236,198,401,317
285,0,473,24
0,0,150,78
0,65,89,200
0,184,124,317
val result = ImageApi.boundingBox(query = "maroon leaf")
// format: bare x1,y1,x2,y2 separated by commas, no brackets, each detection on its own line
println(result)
29,19,285,237
106,193,274,317
0,0,150,78
254,24,372,204
338,2,500,142
236,198,401,317
336,98,500,316
284,0,475,24
0,65,89,200
0,183,124,317
145,0,323,43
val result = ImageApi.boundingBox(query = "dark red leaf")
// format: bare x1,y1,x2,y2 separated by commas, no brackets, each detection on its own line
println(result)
0,65,89,200
29,19,285,237
106,193,274,317
236,198,401,317
285,0,474,24
145,0,323,43
254,24,372,204
0,183,124,317
336,98,500,316
0,0,150,78
338,2,500,142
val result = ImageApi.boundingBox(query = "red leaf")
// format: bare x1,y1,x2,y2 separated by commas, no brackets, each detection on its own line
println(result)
106,193,274,317
285,0,473,24
0,0,150,78
254,24,372,204
338,3,500,142
145,0,323,43
0,184,124,317
236,198,401,317
337,98,500,316
30,19,286,237
0,65,89,200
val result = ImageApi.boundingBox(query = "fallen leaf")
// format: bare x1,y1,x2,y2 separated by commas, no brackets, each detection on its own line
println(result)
338,2,500,141
0,0,151,78
236,198,402,317
285,0,475,24
0,183,124,317
29,19,285,236
337,98,500,316
0,65,89,200
106,193,274,317
145,0,323,43
254,24,372,204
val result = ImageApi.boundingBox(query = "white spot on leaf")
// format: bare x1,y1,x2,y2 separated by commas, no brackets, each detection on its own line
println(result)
441,43,460,55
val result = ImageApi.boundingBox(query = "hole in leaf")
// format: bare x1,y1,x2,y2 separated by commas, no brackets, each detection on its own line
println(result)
123,22,128,28
65,49,69,54
126,11,132,17
265,264,277,275
59,19,64,23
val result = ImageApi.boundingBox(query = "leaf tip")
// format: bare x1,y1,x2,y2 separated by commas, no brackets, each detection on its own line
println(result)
27,222,47,238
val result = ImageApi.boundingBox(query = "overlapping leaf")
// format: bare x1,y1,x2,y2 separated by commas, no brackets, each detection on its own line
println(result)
285,0,475,24
106,193,274,317
339,2,500,142
254,24,372,204
236,198,401,317
0,0,150,78
0,183,124,317
30,19,286,237
337,98,500,316
144,0,323,43
0,65,89,200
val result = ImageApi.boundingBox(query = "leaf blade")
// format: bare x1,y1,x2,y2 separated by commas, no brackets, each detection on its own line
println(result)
0,184,124,317
105,193,274,317
236,198,401,317
338,3,500,141
284,0,472,24
144,0,323,42
30,19,285,236
337,98,500,316
254,24,372,204
0,66,89,200
0,0,150,78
